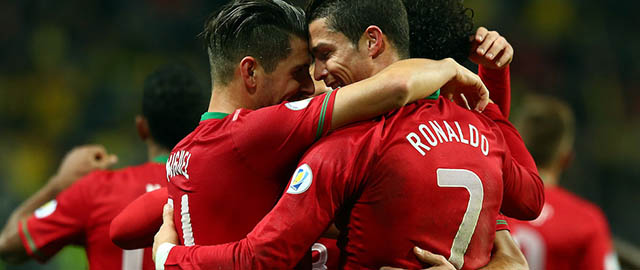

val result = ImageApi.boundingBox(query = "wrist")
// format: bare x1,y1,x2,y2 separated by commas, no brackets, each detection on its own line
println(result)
155,243,176,270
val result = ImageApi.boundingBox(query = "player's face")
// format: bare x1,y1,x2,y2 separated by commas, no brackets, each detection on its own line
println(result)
309,64,331,96
258,37,314,105
309,18,373,89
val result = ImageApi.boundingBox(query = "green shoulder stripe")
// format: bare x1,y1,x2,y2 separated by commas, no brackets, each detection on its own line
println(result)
496,220,508,225
315,90,333,140
21,219,45,260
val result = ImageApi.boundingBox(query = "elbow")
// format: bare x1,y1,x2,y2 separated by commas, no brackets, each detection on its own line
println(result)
387,77,412,109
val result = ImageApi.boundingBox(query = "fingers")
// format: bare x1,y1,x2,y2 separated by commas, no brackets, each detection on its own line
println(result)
380,267,403,270
474,85,490,112
474,26,489,42
413,247,454,269
162,204,174,227
475,31,500,58
496,45,514,68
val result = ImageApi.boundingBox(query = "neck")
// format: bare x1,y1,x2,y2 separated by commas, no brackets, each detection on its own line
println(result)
538,167,559,187
370,50,401,75
146,140,170,161
208,81,252,113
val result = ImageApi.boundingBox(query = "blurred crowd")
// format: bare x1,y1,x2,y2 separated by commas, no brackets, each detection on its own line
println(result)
0,0,638,269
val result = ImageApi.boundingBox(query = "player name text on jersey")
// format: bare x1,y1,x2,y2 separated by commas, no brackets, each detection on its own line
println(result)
166,150,191,181
405,120,489,156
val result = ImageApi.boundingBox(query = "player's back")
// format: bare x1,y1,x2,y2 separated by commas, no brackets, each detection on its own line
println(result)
20,161,167,270
508,187,619,270
323,98,508,270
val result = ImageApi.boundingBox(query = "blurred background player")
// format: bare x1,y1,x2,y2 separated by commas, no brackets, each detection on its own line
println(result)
506,95,621,270
0,64,208,270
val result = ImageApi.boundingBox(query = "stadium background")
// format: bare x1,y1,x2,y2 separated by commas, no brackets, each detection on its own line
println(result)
0,0,638,269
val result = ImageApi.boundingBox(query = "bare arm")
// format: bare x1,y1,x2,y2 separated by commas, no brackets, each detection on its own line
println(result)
479,230,528,270
0,145,117,263
331,58,489,129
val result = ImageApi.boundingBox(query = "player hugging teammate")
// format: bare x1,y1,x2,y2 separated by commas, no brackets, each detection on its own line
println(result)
0,0,620,270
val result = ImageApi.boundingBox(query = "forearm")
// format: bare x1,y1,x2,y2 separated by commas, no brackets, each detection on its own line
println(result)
479,230,528,270
0,178,58,263
478,65,511,118
331,58,454,129
161,241,254,270
483,104,544,219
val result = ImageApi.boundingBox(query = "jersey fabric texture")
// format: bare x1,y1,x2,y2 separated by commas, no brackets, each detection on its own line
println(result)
162,99,543,270
508,187,620,270
166,91,336,245
18,159,167,270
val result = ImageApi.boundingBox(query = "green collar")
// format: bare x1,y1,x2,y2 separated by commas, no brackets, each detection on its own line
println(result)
201,112,230,121
152,155,169,164
426,89,440,100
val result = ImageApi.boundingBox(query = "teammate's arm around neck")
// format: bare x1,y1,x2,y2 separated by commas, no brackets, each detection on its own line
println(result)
330,58,489,130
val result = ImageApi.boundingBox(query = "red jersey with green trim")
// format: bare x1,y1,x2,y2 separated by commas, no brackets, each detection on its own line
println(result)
18,160,167,270
166,91,336,247
162,99,544,270
507,187,620,270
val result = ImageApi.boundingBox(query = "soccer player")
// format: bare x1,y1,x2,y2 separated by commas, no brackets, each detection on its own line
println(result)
0,64,208,270
160,0,488,260
151,0,544,269
505,95,620,270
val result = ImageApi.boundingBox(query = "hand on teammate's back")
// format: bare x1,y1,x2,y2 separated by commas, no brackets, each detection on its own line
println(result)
439,58,490,112
153,204,178,261
468,27,513,69
50,144,118,193
380,247,456,270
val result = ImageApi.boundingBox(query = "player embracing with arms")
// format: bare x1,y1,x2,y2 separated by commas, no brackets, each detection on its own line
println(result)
152,0,544,269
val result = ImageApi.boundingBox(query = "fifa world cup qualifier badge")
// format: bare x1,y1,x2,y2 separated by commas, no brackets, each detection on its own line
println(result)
34,200,58,218
287,164,313,194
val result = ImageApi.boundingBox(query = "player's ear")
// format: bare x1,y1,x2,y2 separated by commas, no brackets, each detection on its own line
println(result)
361,25,385,58
135,115,150,141
239,56,258,94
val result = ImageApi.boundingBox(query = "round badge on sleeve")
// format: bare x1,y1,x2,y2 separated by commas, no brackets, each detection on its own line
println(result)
287,164,313,194
34,200,58,219
285,97,312,111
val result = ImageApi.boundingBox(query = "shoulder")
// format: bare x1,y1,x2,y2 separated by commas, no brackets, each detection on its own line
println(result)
553,187,610,227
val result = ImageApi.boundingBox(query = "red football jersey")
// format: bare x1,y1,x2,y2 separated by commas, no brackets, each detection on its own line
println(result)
508,187,620,270
18,159,167,270
163,98,543,270
166,91,336,246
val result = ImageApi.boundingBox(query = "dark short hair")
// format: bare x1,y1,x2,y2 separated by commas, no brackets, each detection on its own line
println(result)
515,95,575,169
404,0,474,63
306,0,410,59
142,64,208,149
202,0,307,85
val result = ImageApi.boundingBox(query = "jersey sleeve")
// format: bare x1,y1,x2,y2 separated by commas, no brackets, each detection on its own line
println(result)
579,208,619,270
231,90,338,174
17,174,93,262
478,65,511,118
110,187,167,249
162,144,360,270
496,214,510,231
483,103,545,220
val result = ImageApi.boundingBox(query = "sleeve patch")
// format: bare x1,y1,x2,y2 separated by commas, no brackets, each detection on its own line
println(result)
285,97,313,111
34,200,57,219
287,164,313,194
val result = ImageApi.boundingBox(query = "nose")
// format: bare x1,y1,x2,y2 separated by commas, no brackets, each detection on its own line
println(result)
313,61,328,82
300,74,315,96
